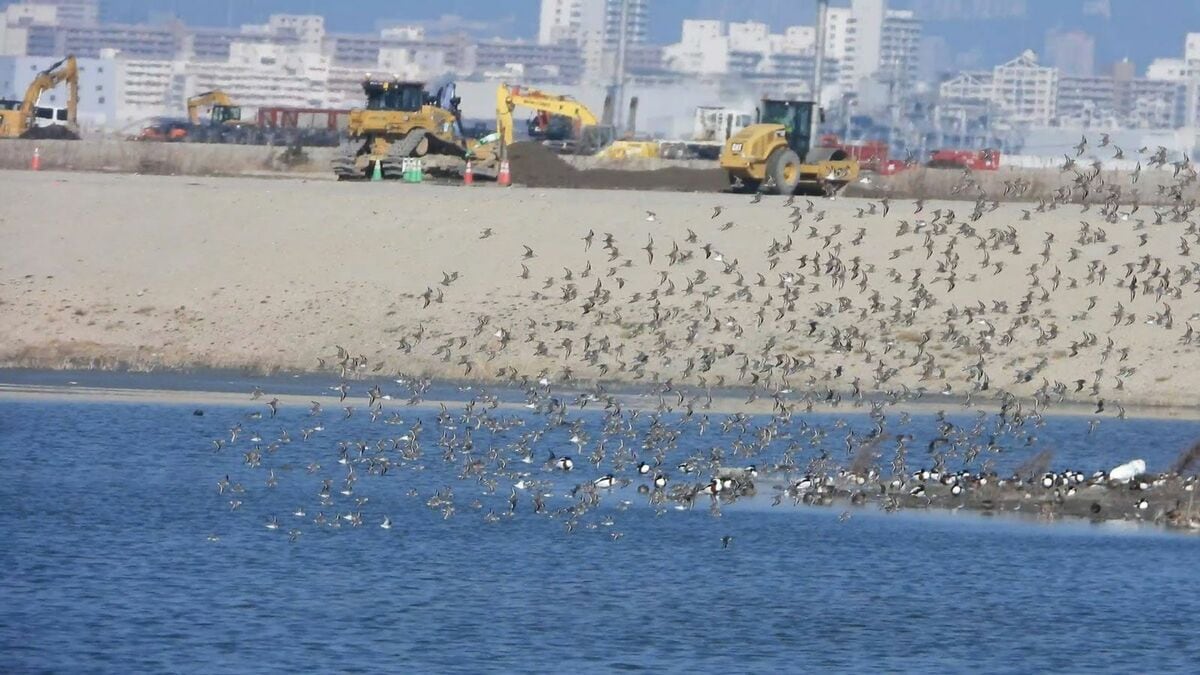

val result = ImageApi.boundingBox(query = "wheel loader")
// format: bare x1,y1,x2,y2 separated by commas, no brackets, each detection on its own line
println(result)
333,78,497,180
719,98,857,195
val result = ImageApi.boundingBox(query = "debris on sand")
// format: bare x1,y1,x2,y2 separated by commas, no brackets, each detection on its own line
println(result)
506,142,726,192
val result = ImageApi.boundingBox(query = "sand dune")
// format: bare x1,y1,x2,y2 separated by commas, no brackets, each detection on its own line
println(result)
1,169,1197,410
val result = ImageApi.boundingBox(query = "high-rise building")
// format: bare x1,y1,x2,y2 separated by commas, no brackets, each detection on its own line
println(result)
840,0,921,94
538,0,646,48
1044,29,1094,78
822,7,852,62
537,0,646,81
991,49,1057,125
23,0,98,25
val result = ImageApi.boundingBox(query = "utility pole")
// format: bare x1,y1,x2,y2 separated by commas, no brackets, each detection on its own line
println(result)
613,0,630,130
813,0,828,142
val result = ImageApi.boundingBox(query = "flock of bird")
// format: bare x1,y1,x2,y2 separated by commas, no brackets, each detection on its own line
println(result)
207,140,1200,540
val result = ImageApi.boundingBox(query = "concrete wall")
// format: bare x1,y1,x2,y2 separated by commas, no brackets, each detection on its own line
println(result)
0,139,334,176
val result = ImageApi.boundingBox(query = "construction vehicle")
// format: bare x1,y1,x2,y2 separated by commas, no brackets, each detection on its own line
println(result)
496,83,659,159
719,98,857,194
137,104,349,146
132,117,191,142
333,78,497,180
0,55,79,140
183,89,262,143
927,148,1001,170
496,83,617,155
660,106,753,160
187,90,241,126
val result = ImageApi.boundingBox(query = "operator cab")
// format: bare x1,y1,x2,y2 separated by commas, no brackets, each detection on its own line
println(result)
362,80,427,112
210,104,241,125
759,99,814,158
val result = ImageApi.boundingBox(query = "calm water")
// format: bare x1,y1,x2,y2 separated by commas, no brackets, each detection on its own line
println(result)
3,388,1200,673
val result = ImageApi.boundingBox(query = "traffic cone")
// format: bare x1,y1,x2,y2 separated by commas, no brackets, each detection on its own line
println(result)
371,159,382,181
413,158,423,183
497,159,511,187
31,146,41,171
463,160,474,185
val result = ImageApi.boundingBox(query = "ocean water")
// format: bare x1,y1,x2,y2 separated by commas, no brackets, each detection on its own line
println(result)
3,388,1200,673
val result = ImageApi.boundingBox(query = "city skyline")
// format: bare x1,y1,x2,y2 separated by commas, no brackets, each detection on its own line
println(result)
2,0,1199,150
79,0,1200,74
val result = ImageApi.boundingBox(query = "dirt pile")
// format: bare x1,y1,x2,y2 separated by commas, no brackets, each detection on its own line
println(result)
506,141,726,192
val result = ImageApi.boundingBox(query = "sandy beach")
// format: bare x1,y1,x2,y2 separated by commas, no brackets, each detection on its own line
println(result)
1,168,1197,410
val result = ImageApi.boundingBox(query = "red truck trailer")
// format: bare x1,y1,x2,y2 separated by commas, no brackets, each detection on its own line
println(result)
927,148,1001,170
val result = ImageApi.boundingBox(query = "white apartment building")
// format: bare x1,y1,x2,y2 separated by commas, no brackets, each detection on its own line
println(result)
538,0,647,47
115,56,182,122
23,0,97,25
988,50,1057,125
183,41,336,109
942,49,1187,130
823,7,852,61
1147,58,1188,81
0,2,56,55
663,20,726,75
537,0,647,82
841,0,921,91
1185,32,1200,127
663,19,834,100
665,20,819,75
940,50,1062,127
1144,36,1200,127
378,44,446,82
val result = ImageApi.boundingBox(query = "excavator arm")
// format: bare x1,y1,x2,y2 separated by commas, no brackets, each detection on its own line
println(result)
186,90,235,124
495,83,600,147
20,55,77,127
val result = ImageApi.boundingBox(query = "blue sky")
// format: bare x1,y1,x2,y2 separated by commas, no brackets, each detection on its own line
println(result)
90,0,1200,74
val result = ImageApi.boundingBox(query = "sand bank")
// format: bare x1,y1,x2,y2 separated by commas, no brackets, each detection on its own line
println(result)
1,169,1197,411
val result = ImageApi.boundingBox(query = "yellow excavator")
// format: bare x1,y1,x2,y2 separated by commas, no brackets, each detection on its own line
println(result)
0,55,79,139
186,89,242,126
495,83,612,153
496,84,659,159
333,78,498,180
720,98,857,194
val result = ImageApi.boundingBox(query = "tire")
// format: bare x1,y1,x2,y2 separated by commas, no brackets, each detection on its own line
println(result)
766,147,801,195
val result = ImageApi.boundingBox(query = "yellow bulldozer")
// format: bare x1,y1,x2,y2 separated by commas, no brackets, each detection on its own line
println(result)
719,98,857,194
0,55,79,140
333,78,497,180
